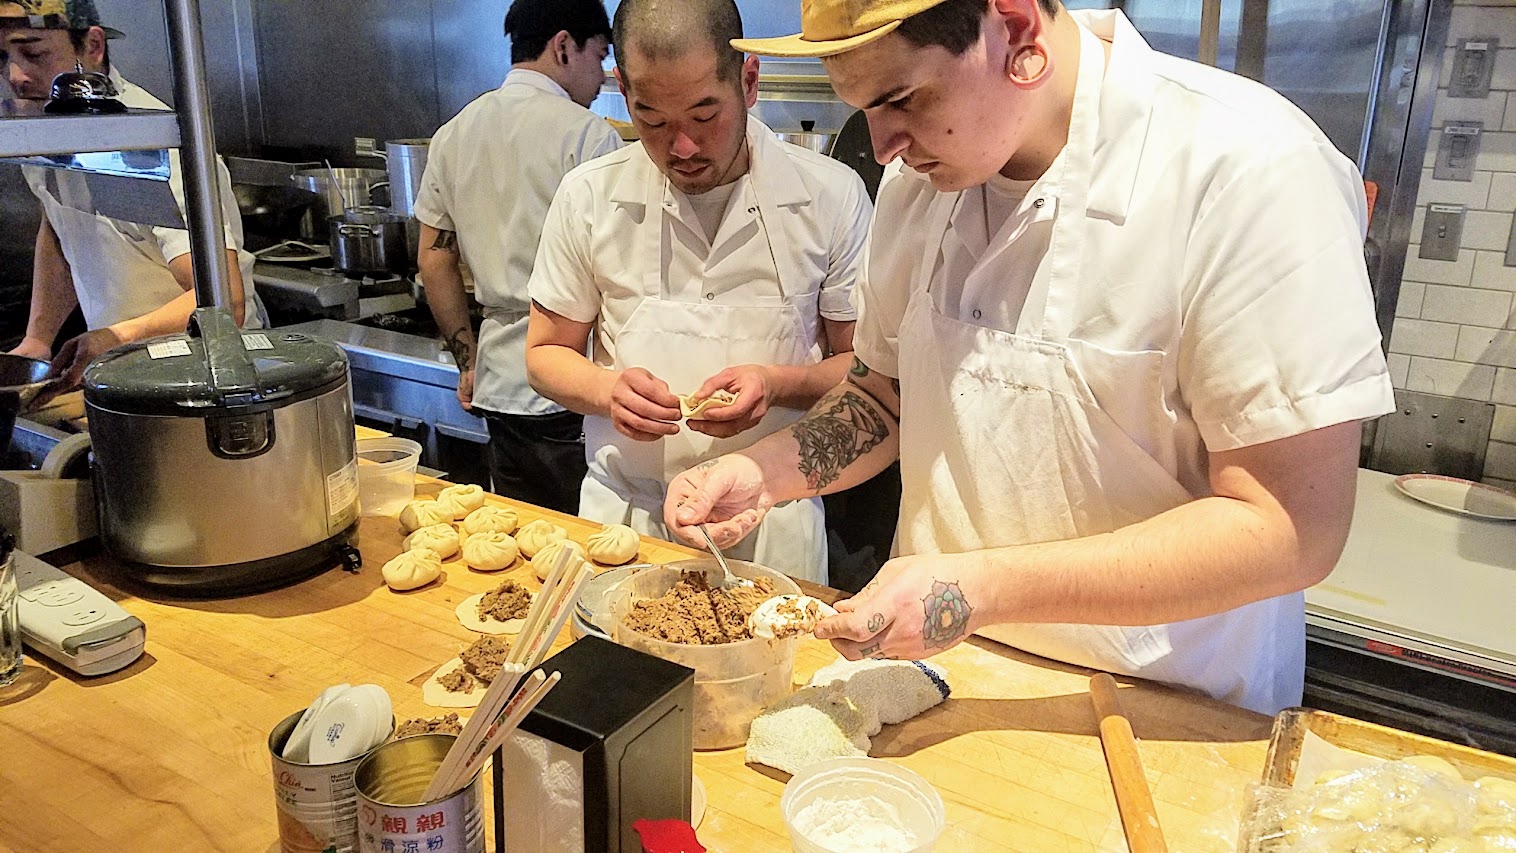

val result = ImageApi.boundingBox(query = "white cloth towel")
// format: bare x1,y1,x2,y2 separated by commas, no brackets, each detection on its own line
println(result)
745,657,951,775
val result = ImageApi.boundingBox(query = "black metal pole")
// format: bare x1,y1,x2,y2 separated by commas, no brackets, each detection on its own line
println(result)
162,0,232,313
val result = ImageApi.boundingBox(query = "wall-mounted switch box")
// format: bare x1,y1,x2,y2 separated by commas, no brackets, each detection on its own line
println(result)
1449,37,1499,99
1434,122,1483,182
1420,204,1466,261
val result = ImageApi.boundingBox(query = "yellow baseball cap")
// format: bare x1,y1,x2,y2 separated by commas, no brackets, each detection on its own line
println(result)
730,0,952,58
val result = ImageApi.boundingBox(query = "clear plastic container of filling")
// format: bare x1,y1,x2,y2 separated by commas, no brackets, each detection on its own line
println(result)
611,559,799,750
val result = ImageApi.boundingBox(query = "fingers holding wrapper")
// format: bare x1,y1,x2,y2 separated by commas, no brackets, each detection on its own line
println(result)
678,390,738,420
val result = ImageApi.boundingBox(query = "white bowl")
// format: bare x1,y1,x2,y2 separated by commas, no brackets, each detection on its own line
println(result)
308,688,383,764
780,757,945,853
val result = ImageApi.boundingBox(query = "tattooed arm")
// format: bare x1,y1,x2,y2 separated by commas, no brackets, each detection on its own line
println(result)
663,356,901,547
418,224,477,410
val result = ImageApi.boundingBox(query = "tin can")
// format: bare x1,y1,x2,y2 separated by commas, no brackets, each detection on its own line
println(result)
354,734,484,853
269,709,394,853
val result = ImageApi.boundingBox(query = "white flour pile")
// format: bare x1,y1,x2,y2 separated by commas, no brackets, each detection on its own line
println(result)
790,794,920,852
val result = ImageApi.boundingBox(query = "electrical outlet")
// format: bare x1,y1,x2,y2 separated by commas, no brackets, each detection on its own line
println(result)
1434,122,1482,182
1420,204,1465,262
354,136,379,157
1448,37,1499,99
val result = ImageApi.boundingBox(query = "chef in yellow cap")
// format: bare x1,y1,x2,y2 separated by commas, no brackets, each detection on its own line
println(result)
662,0,1394,714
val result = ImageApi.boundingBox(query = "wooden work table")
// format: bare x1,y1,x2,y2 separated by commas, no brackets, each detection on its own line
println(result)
0,481,1275,852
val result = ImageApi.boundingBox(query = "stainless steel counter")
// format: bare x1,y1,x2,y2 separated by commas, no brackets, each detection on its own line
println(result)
278,319,490,486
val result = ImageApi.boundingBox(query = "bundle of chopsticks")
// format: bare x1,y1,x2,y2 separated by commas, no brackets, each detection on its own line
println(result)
423,547,595,801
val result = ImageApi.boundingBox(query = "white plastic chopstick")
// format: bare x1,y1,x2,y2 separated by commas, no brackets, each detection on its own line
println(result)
443,669,562,796
509,547,573,666
426,661,523,800
524,564,594,669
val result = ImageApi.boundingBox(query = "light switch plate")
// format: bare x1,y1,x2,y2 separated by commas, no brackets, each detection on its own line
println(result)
1449,37,1499,99
1434,122,1482,182
1420,204,1466,261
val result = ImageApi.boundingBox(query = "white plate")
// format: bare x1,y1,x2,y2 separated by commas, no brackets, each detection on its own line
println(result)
692,773,707,829
1393,473,1516,521
308,689,381,764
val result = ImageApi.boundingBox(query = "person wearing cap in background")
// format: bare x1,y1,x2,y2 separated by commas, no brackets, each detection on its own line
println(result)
662,0,1395,714
0,0,262,394
414,0,620,514
525,0,871,583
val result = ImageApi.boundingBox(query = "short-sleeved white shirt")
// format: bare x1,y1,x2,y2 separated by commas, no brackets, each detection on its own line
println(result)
24,68,259,331
529,116,868,371
855,10,1394,498
414,68,621,415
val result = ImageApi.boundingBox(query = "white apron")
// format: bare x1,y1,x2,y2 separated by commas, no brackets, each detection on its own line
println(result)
579,166,828,582
893,24,1301,715
26,168,263,332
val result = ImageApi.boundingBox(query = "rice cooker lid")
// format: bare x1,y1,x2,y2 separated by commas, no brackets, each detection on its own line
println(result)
83,330,348,415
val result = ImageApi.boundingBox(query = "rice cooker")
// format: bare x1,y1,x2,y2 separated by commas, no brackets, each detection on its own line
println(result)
84,324,360,595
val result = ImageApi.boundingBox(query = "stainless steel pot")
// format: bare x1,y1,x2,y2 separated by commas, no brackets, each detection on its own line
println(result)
775,132,834,154
291,168,389,240
329,206,408,275
376,139,430,219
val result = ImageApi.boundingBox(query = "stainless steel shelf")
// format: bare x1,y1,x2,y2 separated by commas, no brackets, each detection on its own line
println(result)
0,108,180,158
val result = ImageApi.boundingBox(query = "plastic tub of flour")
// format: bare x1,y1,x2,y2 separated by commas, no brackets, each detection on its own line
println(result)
611,558,799,750
781,757,945,853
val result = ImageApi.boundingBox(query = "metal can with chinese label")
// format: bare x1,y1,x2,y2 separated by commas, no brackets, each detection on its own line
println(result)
269,709,394,853
354,734,484,853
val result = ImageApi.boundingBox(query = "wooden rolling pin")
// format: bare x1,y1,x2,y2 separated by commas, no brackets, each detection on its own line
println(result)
1090,673,1169,853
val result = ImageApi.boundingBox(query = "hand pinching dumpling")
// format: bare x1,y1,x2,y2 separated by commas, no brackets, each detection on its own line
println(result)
403,523,460,560
586,523,639,565
383,548,442,591
460,531,519,572
438,484,486,518
532,539,587,580
516,519,568,558
400,499,454,532
462,505,518,537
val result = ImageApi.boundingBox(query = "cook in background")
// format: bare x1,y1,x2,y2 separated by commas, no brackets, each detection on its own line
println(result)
414,0,621,515
664,0,1396,715
525,0,871,584
1,0,262,393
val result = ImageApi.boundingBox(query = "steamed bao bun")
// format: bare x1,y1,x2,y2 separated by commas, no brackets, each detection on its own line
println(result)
532,539,587,580
400,498,456,532
516,519,567,558
461,531,519,572
383,548,442,591
586,523,639,565
462,505,519,537
438,484,486,518
404,523,460,560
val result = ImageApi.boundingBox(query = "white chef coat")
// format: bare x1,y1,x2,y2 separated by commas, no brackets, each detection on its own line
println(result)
531,115,863,371
855,11,1395,713
530,115,870,580
23,68,260,332
414,68,621,416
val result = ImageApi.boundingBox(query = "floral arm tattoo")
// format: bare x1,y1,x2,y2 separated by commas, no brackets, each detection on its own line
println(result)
790,391,890,492
431,229,459,251
921,580,973,649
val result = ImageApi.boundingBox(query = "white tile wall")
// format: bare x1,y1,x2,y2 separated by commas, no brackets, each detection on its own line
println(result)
1391,0,1516,481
